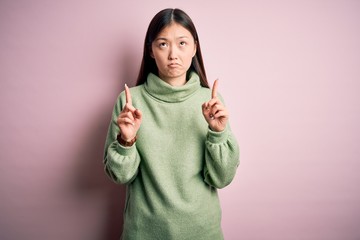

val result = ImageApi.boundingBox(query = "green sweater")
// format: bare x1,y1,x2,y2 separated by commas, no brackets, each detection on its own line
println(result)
104,72,240,240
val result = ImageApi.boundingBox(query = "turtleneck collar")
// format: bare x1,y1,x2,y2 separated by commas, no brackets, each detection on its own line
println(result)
144,72,201,103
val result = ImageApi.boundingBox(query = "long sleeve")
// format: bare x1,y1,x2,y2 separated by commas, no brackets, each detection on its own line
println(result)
203,126,240,189
103,74,239,239
103,94,141,184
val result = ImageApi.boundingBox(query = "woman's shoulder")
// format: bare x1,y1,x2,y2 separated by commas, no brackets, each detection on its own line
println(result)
128,84,145,95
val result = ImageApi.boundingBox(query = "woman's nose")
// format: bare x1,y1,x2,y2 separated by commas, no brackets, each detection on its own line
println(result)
168,46,178,60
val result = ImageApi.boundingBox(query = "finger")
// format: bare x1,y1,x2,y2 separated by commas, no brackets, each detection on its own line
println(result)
202,102,209,111
207,98,221,108
210,104,224,115
134,109,142,120
124,103,136,112
118,117,135,126
211,79,218,99
125,84,132,105
202,111,212,121
118,112,135,123
118,112,134,122
202,105,211,118
119,111,134,120
117,116,130,126
125,111,135,121
214,110,228,119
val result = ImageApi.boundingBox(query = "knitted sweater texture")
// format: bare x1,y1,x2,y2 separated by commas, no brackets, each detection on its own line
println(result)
104,72,240,240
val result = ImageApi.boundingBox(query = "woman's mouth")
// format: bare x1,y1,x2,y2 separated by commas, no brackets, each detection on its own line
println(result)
168,63,180,68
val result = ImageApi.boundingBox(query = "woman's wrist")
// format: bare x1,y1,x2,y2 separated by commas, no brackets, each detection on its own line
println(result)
117,134,137,147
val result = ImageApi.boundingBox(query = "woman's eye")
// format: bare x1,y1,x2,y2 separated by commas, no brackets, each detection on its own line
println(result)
159,42,168,48
180,41,187,46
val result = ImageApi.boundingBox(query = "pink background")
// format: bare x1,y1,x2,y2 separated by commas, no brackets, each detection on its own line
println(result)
1,1,360,239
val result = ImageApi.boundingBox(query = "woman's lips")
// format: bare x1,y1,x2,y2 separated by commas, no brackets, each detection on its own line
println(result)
168,63,180,68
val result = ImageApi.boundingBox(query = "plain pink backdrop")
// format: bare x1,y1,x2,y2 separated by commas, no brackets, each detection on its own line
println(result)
1,1,360,239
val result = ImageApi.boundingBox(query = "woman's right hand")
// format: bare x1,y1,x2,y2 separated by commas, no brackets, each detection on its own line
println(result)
117,84,142,141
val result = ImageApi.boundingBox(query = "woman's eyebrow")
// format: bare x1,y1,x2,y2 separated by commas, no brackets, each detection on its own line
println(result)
155,37,168,41
154,36,190,41
177,36,190,40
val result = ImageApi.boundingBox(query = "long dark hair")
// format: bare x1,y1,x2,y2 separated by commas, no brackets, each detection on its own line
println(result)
136,8,209,88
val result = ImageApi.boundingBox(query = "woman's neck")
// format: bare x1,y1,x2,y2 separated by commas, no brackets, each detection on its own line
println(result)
158,72,187,86
144,72,201,103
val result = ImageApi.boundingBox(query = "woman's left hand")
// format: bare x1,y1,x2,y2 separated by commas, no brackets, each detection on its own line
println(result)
202,80,229,132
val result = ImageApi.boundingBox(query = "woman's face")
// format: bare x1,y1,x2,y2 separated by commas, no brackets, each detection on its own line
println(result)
151,22,197,86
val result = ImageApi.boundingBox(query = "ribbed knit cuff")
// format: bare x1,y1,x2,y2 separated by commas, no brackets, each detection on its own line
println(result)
207,127,229,144
115,140,136,156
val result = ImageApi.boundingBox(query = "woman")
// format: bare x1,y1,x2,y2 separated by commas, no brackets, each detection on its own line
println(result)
104,8,240,240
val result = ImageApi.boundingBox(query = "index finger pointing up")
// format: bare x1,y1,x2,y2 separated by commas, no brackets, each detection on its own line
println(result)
211,79,218,99
125,84,132,105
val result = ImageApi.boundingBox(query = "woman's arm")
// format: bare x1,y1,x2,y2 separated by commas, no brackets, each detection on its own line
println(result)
103,91,142,184
202,81,240,188
203,127,240,189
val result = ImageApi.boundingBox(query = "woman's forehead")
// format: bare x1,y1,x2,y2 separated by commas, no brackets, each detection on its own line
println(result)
156,22,193,39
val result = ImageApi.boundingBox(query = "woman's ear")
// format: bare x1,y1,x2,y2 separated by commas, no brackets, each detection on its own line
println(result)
149,46,155,58
193,41,197,57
